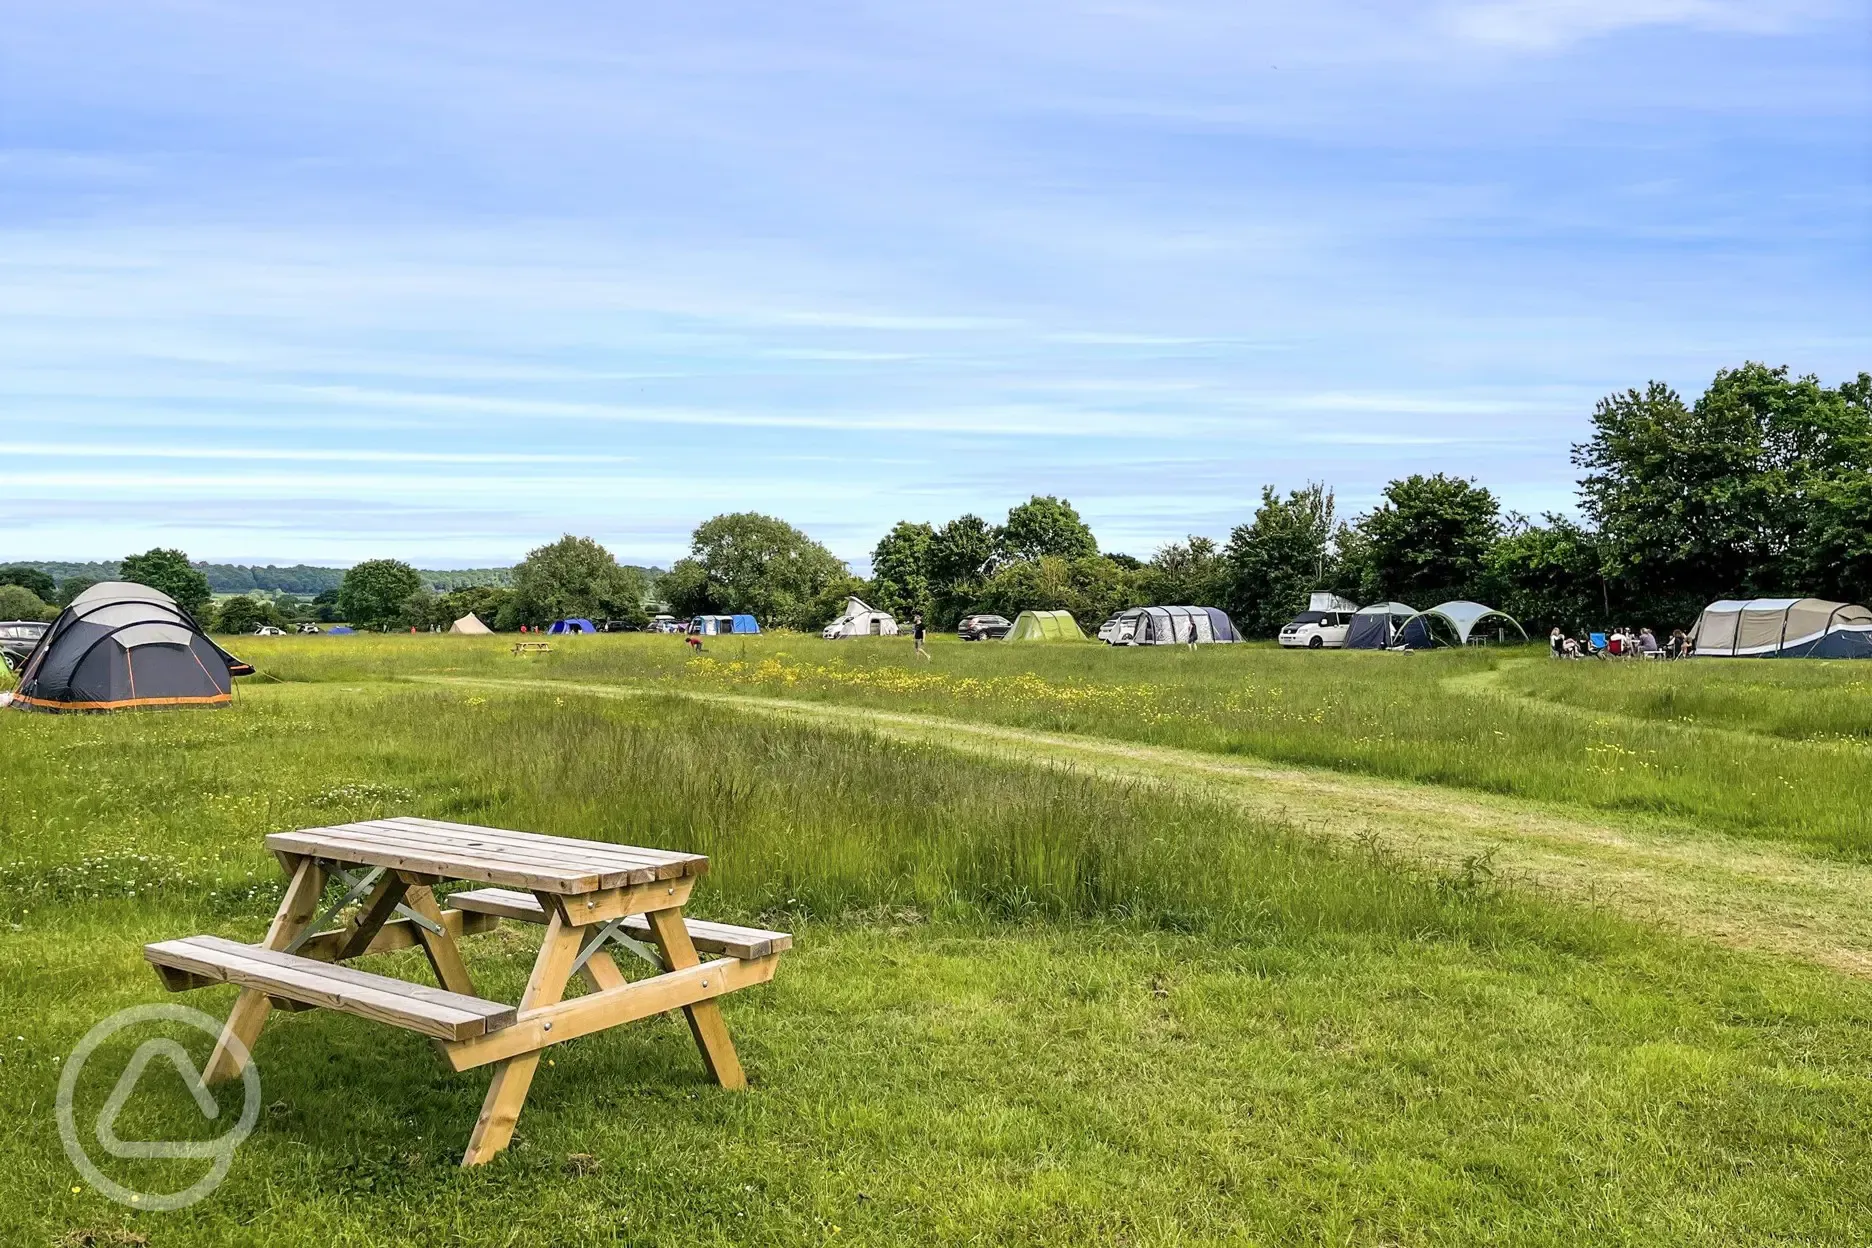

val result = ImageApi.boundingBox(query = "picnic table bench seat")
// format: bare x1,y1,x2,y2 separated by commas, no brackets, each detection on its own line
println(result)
145,935,515,1041
447,887,793,959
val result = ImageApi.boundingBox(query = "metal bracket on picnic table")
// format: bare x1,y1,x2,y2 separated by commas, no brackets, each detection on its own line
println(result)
569,918,664,973
283,865,442,955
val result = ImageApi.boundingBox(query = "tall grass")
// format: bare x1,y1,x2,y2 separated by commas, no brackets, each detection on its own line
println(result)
232,632,1872,859
1502,656,1872,741
0,682,1563,951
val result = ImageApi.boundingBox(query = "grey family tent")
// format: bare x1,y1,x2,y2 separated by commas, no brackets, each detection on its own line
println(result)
548,618,596,635
689,614,761,636
1005,610,1086,641
1108,605,1239,645
1394,601,1527,649
1688,598,1872,658
1343,602,1417,650
6,581,250,713
822,597,899,639
450,613,493,635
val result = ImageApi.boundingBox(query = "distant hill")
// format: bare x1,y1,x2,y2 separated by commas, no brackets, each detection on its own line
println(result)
6,561,663,595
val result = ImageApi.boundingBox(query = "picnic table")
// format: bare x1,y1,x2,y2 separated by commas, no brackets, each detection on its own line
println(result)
512,641,553,655
144,817,789,1165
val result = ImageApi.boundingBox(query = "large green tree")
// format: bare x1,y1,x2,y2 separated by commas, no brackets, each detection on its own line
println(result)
998,496,1098,562
1350,475,1500,607
665,513,847,630
869,521,935,618
0,566,55,602
1575,365,1872,623
974,555,1137,630
1219,484,1337,636
337,559,422,630
437,585,515,631
119,548,213,618
925,514,1000,627
213,595,282,635
511,536,647,628
0,584,54,622
1481,516,1605,634
1139,536,1224,607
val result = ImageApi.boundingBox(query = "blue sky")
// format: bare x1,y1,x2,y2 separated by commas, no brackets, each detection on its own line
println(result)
2,1,1866,570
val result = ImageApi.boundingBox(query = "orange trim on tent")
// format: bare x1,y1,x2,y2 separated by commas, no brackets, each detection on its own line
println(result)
10,693,231,711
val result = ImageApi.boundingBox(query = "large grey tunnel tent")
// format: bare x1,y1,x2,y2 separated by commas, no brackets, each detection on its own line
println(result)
1110,605,1239,645
1688,598,1872,658
6,581,250,712
1343,602,1417,650
1394,601,1527,649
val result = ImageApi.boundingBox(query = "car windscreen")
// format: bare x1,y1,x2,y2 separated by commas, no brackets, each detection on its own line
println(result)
1287,611,1330,626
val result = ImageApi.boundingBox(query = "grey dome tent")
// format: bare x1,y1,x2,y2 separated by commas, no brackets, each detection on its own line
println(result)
6,581,250,713
1108,605,1239,645
1343,602,1417,650
1394,601,1527,649
1688,598,1872,658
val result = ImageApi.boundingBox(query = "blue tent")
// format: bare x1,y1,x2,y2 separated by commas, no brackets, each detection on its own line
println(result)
730,614,760,634
327,626,356,635
548,618,596,635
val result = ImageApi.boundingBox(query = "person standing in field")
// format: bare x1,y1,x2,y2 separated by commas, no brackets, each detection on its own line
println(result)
913,611,929,661
1550,626,1564,658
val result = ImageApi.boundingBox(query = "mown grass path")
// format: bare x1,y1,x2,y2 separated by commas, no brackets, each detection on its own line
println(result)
420,674,1872,980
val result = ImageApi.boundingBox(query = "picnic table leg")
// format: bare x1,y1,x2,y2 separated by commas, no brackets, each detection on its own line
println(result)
461,899,582,1166
642,907,747,1090
335,874,411,960
396,877,478,996
204,854,326,1085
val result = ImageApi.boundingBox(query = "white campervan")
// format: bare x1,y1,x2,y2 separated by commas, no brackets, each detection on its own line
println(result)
1278,593,1361,649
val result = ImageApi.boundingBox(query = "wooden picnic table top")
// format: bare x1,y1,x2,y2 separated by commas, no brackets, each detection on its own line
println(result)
266,816,708,895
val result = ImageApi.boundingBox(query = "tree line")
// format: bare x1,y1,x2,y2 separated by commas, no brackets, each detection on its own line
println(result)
688,362,1871,637
0,559,551,596
4,363,1864,639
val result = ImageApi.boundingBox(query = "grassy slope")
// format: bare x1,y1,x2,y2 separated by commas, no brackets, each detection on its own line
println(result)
3,681,1871,1245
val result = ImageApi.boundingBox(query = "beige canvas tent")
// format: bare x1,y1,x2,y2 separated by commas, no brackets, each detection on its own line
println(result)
450,613,493,635
821,596,899,639
1004,609,1086,641
1688,598,1872,657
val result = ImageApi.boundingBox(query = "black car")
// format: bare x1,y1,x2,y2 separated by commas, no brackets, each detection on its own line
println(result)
957,613,1012,641
0,620,49,672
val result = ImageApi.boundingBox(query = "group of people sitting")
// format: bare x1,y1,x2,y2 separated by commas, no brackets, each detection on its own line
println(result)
1549,625,1692,659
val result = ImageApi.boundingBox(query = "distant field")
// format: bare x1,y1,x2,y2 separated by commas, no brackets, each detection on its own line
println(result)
5,641,1872,1245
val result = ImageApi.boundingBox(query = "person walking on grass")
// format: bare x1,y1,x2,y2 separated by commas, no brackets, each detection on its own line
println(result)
912,611,930,661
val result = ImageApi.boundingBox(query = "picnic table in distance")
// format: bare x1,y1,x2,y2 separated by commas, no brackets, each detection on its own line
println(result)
512,641,552,655
144,817,790,1165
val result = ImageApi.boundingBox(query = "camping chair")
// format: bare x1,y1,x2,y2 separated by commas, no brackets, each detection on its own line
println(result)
1588,632,1607,656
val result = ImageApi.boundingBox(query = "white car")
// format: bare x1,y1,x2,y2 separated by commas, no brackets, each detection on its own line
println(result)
1278,609,1354,649
254,625,286,636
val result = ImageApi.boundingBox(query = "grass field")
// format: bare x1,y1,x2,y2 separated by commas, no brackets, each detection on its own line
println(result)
4,637,1872,1245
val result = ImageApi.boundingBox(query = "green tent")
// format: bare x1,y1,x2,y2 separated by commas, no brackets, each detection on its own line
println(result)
1004,609,1086,641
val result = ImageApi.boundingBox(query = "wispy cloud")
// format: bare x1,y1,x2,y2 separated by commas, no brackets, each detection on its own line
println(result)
1442,0,1839,49
0,444,634,465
